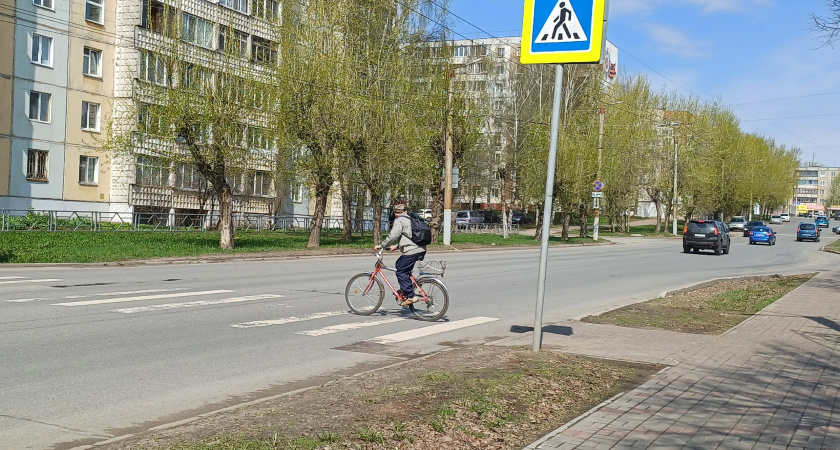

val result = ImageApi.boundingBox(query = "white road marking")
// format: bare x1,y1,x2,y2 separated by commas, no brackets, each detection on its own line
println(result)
112,294,284,313
0,276,28,280
231,311,346,329
298,318,405,336
65,288,186,299
0,279,60,285
52,290,234,307
6,298,51,303
367,317,499,344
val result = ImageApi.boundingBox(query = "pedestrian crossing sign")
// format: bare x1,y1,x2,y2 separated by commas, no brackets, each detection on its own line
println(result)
521,0,608,64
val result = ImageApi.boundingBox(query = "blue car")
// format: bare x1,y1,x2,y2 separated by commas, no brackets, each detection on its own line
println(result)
749,226,776,245
816,216,830,228
797,223,820,242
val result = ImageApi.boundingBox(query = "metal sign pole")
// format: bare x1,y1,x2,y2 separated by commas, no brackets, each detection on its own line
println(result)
533,63,564,353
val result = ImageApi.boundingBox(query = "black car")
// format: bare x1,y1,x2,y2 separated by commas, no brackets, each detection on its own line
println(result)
476,210,501,223
511,211,533,225
742,220,766,237
683,219,730,255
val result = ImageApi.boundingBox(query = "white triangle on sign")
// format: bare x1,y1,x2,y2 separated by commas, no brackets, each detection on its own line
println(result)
535,1,588,44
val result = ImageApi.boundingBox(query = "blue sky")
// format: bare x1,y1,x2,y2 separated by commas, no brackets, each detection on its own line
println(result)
447,0,840,167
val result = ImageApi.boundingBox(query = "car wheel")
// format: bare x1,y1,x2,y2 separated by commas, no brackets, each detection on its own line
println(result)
797,237,802,242
683,246,690,253
723,244,730,254
714,245,722,256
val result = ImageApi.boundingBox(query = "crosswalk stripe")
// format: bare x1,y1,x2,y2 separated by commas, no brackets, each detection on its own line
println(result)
66,289,185,299
231,311,346,329
298,318,405,336
367,317,499,344
52,290,234,307
112,294,285,313
0,279,60,285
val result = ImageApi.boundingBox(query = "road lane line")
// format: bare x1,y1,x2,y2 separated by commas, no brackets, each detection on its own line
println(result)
231,311,346,328
298,318,405,336
0,276,28,280
0,279,60,284
367,317,499,344
112,294,285,313
6,298,51,303
52,290,234,307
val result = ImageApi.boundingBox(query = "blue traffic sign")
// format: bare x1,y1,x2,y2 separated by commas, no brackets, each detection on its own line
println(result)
593,179,604,191
521,0,608,64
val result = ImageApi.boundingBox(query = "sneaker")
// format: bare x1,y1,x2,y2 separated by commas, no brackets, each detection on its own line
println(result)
400,297,418,306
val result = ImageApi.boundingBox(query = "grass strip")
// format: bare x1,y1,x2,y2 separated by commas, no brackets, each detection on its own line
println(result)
581,274,815,334
0,231,595,264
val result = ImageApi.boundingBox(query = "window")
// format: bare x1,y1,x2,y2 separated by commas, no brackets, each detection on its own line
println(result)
220,0,247,13
31,33,52,66
494,152,502,164
821,190,826,195
135,155,169,186
180,63,213,91
497,47,506,58
820,172,826,177
79,156,98,184
137,104,164,134
175,164,206,190
248,171,271,196
290,182,303,202
147,0,176,36
219,26,248,58
182,13,214,49
28,91,51,122
33,0,53,9
85,0,104,24
454,46,466,57
251,36,276,65
81,101,100,131
252,0,279,19
82,47,102,77
139,51,167,85
820,181,826,186
490,188,500,198
248,127,271,150
27,150,49,181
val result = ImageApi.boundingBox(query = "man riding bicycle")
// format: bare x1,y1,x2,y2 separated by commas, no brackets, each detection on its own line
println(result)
374,203,426,306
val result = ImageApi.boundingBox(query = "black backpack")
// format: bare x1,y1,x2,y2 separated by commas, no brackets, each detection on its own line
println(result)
403,215,432,246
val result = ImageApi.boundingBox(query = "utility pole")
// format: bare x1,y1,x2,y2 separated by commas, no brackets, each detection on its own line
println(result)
593,108,605,241
672,136,678,236
443,69,455,246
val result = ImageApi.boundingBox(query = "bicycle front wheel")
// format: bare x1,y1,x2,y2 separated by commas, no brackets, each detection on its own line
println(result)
410,278,449,321
345,273,384,315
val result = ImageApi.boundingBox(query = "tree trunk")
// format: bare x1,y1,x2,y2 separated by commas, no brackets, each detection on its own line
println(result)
339,175,352,242
371,192,383,244
308,181,332,248
217,184,235,250
562,212,570,240
354,189,364,234
579,203,588,239
653,199,662,234
429,183,443,244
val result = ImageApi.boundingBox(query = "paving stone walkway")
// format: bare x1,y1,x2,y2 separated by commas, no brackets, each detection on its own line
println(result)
503,271,840,450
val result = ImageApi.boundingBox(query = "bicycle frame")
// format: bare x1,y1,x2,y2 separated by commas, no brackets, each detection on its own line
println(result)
365,250,429,303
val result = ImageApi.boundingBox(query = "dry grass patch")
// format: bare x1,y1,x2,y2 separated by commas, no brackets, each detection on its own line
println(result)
581,274,815,334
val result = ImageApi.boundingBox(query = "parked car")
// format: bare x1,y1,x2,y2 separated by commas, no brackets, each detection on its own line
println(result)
742,221,766,237
455,210,485,228
728,216,746,231
816,216,830,228
420,209,432,220
780,213,791,222
832,225,840,234
834,212,840,221
476,210,501,224
796,222,820,242
511,211,533,225
769,216,783,224
749,226,776,245
682,219,731,255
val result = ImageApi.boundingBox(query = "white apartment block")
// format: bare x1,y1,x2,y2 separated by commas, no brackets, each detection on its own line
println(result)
794,167,839,215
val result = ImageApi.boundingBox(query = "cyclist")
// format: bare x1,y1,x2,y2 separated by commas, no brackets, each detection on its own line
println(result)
374,203,426,306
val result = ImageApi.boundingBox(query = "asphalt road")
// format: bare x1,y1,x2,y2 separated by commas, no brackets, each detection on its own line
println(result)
1,220,837,449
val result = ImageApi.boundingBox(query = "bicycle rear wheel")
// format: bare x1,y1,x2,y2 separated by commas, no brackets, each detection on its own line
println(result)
345,273,384,315
410,278,449,321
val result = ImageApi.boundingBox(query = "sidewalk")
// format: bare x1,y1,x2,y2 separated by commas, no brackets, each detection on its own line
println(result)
498,271,840,449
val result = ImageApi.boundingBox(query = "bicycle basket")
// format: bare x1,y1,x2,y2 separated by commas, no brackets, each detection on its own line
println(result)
418,260,446,275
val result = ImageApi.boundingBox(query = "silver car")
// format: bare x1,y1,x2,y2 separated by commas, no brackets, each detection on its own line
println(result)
728,216,746,231
769,216,783,224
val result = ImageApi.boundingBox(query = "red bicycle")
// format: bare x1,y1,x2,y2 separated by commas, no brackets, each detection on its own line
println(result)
345,249,449,321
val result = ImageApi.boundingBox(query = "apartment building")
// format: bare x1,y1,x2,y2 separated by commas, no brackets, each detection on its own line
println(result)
794,166,839,215
1,0,115,211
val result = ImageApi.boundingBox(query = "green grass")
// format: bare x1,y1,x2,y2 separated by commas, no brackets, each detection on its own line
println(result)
827,238,840,253
599,221,685,237
0,230,598,264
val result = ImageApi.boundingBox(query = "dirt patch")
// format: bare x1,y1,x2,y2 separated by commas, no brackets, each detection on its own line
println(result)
581,274,815,334
97,346,659,449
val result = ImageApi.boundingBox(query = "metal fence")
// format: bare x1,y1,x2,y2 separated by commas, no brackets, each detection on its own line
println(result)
0,209,520,235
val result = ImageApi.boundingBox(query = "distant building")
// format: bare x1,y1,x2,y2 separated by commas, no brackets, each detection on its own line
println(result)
793,167,839,215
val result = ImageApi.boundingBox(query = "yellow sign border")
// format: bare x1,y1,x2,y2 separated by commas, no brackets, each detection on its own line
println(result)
521,0,607,64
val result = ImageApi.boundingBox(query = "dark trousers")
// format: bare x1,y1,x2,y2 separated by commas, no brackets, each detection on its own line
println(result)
395,252,425,298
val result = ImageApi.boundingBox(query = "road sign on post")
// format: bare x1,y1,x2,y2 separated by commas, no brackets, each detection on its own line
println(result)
521,0,609,65
593,180,604,191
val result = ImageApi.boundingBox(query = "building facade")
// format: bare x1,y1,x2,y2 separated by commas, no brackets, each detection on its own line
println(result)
794,167,839,215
